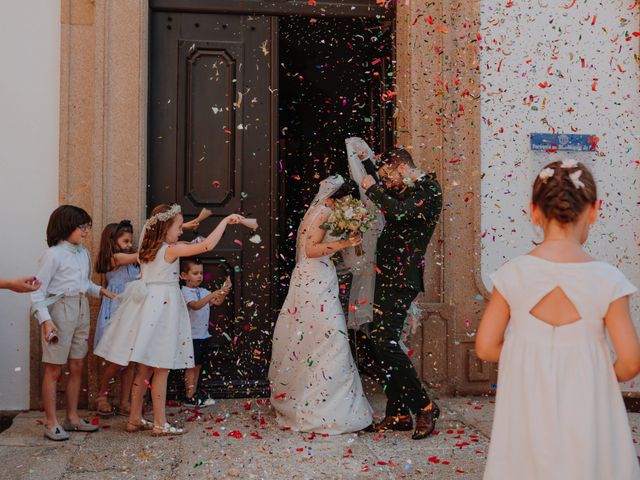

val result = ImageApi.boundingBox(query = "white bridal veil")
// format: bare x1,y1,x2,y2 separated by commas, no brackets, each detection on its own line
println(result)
343,137,385,329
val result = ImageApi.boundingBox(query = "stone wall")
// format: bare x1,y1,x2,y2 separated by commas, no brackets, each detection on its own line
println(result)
31,0,147,408
396,1,491,395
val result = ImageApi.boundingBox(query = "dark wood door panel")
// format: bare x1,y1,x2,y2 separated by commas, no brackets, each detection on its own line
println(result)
182,41,239,207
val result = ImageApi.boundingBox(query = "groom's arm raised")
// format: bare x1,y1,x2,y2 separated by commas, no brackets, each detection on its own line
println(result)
365,177,442,223
355,144,380,182
361,158,380,182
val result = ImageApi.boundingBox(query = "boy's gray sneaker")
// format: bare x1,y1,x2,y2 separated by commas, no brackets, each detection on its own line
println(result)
44,425,70,441
63,418,99,432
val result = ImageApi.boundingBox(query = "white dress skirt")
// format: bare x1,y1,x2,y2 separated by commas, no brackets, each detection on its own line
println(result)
269,206,373,434
95,243,194,370
484,255,640,480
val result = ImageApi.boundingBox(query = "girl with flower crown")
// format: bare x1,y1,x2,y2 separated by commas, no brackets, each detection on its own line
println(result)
476,160,640,479
92,209,211,416
94,204,247,436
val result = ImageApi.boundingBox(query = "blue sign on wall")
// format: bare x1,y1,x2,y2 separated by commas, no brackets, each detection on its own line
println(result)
530,133,598,152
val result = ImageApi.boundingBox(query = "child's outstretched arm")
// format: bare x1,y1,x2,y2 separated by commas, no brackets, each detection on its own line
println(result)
208,277,232,306
0,276,41,292
476,289,511,362
165,214,244,263
112,252,139,268
605,295,640,382
210,284,231,306
210,289,228,306
183,208,213,231
186,289,227,310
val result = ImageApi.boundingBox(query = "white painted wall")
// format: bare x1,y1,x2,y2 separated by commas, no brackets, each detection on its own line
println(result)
480,1,640,391
0,1,60,409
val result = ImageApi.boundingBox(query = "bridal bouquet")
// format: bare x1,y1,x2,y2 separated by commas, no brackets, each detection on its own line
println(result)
321,195,375,256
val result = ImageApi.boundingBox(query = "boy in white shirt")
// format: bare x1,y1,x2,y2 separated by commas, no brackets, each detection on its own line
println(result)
180,258,230,407
31,205,115,441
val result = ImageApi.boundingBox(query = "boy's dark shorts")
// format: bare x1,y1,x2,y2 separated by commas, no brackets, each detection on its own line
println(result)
192,338,212,366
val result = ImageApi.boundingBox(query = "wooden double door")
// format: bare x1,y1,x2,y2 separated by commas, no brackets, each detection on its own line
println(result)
148,1,391,397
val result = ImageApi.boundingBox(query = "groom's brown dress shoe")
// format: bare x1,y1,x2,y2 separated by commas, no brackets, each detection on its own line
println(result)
412,401,440,440
370,415,413,432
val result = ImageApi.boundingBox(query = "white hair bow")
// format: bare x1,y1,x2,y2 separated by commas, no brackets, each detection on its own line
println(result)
561,159,578,169
569,170,585,189
538,167,555,182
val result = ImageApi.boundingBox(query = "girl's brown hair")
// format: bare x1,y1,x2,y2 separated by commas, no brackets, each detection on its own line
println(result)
95,220,135,273
138,205,179,263
532,160,597,224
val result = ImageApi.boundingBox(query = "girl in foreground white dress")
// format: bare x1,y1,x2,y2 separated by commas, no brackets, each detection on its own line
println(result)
95,204,246,436
477,160,640,479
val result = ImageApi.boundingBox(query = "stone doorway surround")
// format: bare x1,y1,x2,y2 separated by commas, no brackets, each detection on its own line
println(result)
30,0,490,409
30,0,149,408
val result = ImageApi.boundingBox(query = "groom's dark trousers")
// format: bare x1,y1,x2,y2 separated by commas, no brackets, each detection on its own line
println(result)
363,165,442,417
372,284,427,416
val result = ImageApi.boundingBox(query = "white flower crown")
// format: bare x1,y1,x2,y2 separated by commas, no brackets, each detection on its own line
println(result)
145,204,181,228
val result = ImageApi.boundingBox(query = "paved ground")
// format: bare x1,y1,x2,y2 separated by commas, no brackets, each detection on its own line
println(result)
1,391,639,480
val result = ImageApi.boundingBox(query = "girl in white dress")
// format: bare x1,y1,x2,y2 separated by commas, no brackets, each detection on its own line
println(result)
269,175,373,434
477,160,640,479
95,204,246,436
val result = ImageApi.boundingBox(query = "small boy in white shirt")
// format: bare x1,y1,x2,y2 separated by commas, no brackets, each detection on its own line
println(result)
180,258,230,407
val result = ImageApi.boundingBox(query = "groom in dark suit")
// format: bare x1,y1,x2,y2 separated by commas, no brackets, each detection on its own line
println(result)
360,147,442,440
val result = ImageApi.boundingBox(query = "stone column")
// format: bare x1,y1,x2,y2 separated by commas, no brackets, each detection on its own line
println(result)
31,0,147,409
395,0,491,395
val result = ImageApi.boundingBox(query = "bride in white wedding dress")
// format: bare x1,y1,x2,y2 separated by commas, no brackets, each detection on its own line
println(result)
269,175,373,434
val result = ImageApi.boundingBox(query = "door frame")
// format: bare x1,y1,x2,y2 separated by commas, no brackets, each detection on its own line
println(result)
150,0,388,18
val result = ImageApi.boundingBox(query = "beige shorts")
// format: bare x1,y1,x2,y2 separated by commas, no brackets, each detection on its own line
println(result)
41,295,90,364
